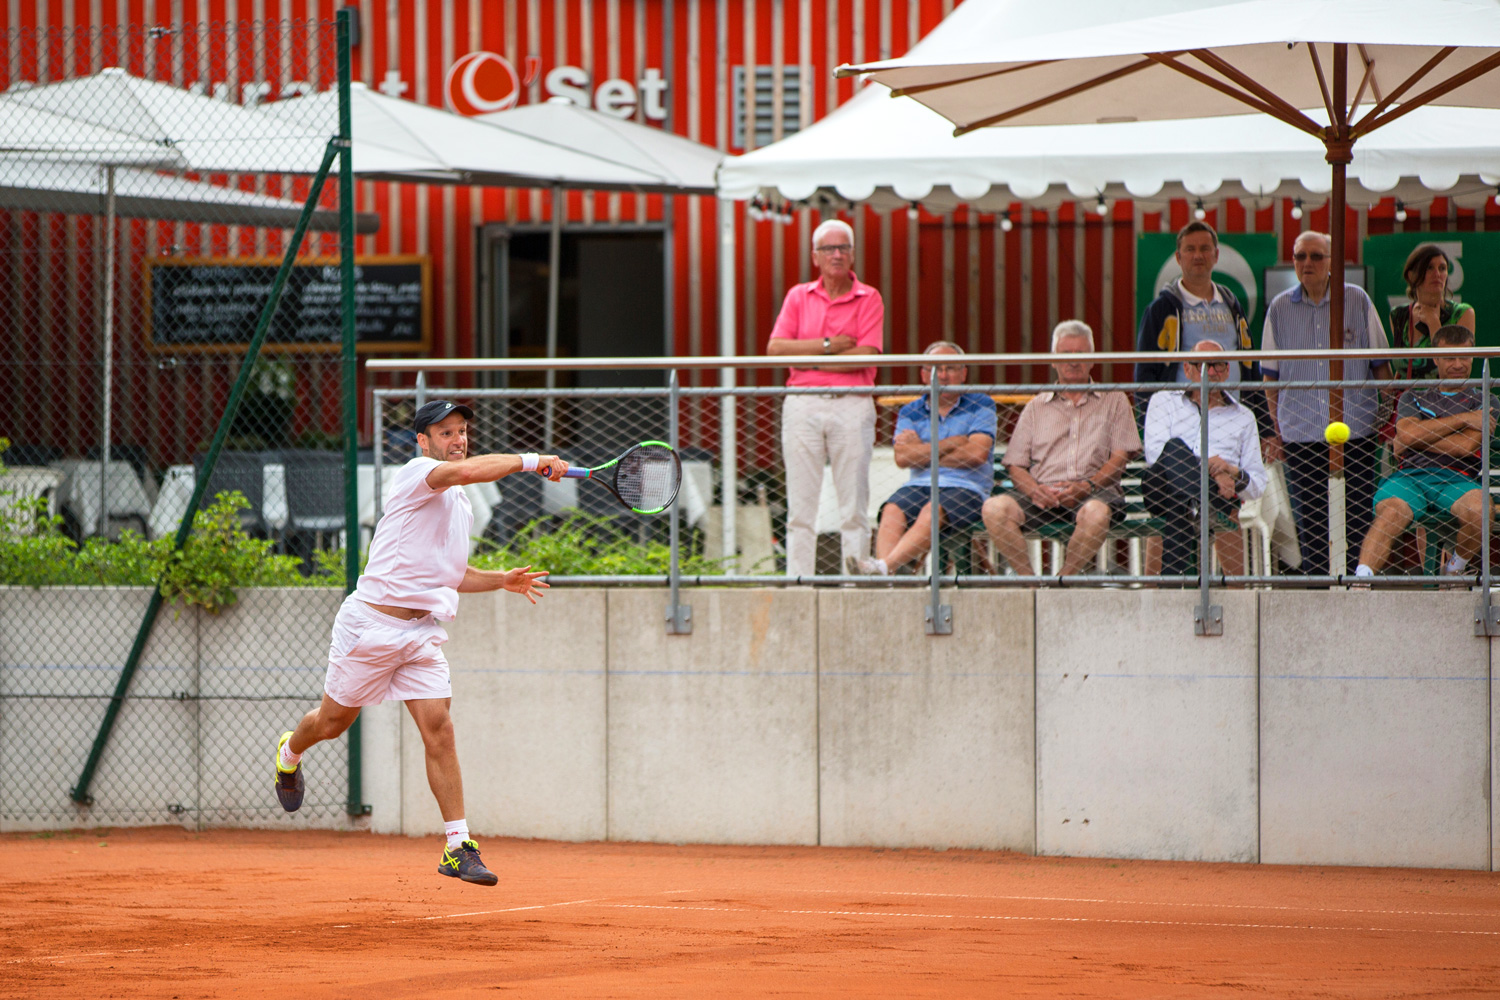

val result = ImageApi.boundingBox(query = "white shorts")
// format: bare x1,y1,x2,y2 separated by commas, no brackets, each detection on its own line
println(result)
323,594,452,708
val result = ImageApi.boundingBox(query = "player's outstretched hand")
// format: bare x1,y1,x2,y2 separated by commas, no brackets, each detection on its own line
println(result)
537,455,568,482
502,565,550,604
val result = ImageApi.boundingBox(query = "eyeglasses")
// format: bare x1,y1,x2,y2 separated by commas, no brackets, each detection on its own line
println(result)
1189,361,1231,372
814,243,853,255
1292,251,1328,262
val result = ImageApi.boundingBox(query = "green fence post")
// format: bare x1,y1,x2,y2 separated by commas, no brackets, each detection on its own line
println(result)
337,9,370,818
70,139,344,806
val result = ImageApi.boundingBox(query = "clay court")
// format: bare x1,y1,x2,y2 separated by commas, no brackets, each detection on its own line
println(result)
2,828,1497,998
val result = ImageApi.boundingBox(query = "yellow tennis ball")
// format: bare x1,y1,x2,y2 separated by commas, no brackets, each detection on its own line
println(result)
1324,421,1351,445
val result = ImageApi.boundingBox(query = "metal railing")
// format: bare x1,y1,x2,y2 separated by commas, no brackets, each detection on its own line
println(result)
369,348,1500,635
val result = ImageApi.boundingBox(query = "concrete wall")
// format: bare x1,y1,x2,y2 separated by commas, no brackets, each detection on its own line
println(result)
606,588,819,845
442,588,608,842
0,586,345,832
818,589,1035,851
1036,590,1260,863
1260,592,1492,870
6,586,1496,871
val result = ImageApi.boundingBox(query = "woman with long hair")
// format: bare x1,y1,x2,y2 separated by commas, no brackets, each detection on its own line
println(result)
1389,243,1476,381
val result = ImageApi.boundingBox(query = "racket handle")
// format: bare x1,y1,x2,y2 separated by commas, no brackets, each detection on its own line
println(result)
560,466,590,479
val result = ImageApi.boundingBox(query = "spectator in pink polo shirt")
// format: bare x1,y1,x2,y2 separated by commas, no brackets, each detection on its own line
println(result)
767,218,886,578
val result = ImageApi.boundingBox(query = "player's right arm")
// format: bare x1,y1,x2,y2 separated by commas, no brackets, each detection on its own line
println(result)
426,453,569,489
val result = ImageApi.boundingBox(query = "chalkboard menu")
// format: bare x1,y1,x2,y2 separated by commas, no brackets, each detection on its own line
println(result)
145,255,430,353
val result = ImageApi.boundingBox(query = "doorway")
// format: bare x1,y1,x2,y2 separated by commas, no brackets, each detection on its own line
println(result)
484,225,669,461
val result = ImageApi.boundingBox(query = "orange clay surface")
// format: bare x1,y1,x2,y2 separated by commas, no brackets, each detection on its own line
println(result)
2,827,1498,999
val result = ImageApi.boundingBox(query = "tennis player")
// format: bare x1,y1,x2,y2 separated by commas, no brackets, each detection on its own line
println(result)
274,399,567,886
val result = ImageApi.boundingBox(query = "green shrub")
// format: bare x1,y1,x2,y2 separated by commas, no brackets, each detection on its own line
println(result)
0,490,342,612
471,512,725,577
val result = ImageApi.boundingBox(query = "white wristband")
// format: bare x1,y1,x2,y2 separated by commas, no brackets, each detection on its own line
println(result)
520,452,539,472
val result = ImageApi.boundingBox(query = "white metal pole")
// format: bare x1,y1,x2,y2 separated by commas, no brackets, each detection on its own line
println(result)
98,165,117,539
717,197,738,569
545,183,563,451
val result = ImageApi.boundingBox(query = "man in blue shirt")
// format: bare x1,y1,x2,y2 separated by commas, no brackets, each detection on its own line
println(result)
846,342,996,576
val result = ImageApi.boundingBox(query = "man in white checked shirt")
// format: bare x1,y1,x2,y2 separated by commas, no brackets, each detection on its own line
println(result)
1143,340,1268,579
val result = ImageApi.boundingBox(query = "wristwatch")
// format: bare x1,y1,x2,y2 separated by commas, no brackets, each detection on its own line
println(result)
822,337,832,354
1234,469,1250,493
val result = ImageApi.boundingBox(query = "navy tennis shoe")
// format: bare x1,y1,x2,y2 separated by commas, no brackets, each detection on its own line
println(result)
274,731,304,812
439,840,498,886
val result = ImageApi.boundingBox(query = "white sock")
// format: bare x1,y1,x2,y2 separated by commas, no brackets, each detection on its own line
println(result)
444,820,470,850
1445,554,1469,573
874,558,888,575
279,742,302,770
1355,564,1374,578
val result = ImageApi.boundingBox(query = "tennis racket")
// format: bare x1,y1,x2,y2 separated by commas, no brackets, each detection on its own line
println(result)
545,441,682,515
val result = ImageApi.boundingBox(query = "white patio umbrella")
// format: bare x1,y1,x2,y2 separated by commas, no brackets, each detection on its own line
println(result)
0,66,404,534
478,99,723,195
0,158,377,232
838,0,1500,444
261,82,669,188
266,85,695,446
719,82,1500,211
472,99,725,444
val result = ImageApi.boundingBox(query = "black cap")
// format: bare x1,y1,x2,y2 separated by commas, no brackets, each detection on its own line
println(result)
412,399,475,435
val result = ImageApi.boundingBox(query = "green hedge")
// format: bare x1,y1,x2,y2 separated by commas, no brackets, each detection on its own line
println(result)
1,439,732,612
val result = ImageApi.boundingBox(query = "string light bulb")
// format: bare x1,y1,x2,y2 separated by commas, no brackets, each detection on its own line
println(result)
1290,198,1304,221
1193,199,1207,221
1094,194,1108,216
1000,211,1014,232
1492,187,1499,207
1395,199,1408,223
907,201,920,221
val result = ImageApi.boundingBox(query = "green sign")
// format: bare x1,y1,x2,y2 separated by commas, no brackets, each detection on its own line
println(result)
1363,232,1499,353
1135,232,1279,347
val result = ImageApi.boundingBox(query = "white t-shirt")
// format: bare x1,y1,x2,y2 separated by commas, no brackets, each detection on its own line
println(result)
353,456,472,620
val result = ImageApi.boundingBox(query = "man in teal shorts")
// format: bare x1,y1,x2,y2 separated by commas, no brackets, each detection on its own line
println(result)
1354,324,1493,580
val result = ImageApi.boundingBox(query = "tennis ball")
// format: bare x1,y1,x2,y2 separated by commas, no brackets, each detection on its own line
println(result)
1324,421,1351,445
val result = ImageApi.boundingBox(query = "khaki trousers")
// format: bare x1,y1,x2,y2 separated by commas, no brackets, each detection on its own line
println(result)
781,394,875,577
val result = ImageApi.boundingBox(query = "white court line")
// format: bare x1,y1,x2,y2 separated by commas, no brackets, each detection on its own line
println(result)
388,887,699,925
7,948,144,965
781,888,1500,920
597,902,1500,937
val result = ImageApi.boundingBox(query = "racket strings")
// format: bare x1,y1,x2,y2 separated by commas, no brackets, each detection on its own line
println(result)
615,448,678,512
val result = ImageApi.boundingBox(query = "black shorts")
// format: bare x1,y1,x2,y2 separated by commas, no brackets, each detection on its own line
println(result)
1009,487,1124,533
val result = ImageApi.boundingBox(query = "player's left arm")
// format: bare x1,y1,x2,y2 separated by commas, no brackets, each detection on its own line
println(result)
458,564,550,603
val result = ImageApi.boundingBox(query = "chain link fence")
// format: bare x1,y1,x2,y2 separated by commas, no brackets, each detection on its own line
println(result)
0,17,362,830
371,355,1500,594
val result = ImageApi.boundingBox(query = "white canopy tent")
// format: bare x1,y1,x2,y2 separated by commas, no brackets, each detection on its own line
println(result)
718,82,1500,212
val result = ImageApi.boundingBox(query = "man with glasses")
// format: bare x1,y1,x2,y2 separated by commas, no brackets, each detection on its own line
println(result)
1263,230,1391,577
846,342,995,576
767,218,885,577
1142,340,1268,580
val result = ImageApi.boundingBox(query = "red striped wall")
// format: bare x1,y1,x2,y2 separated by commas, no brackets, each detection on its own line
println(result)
1,0,1496,466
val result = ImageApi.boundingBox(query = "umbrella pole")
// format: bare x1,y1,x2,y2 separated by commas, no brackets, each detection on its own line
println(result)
545,183,563,452
1328,45,1351,512
99,165,117,539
